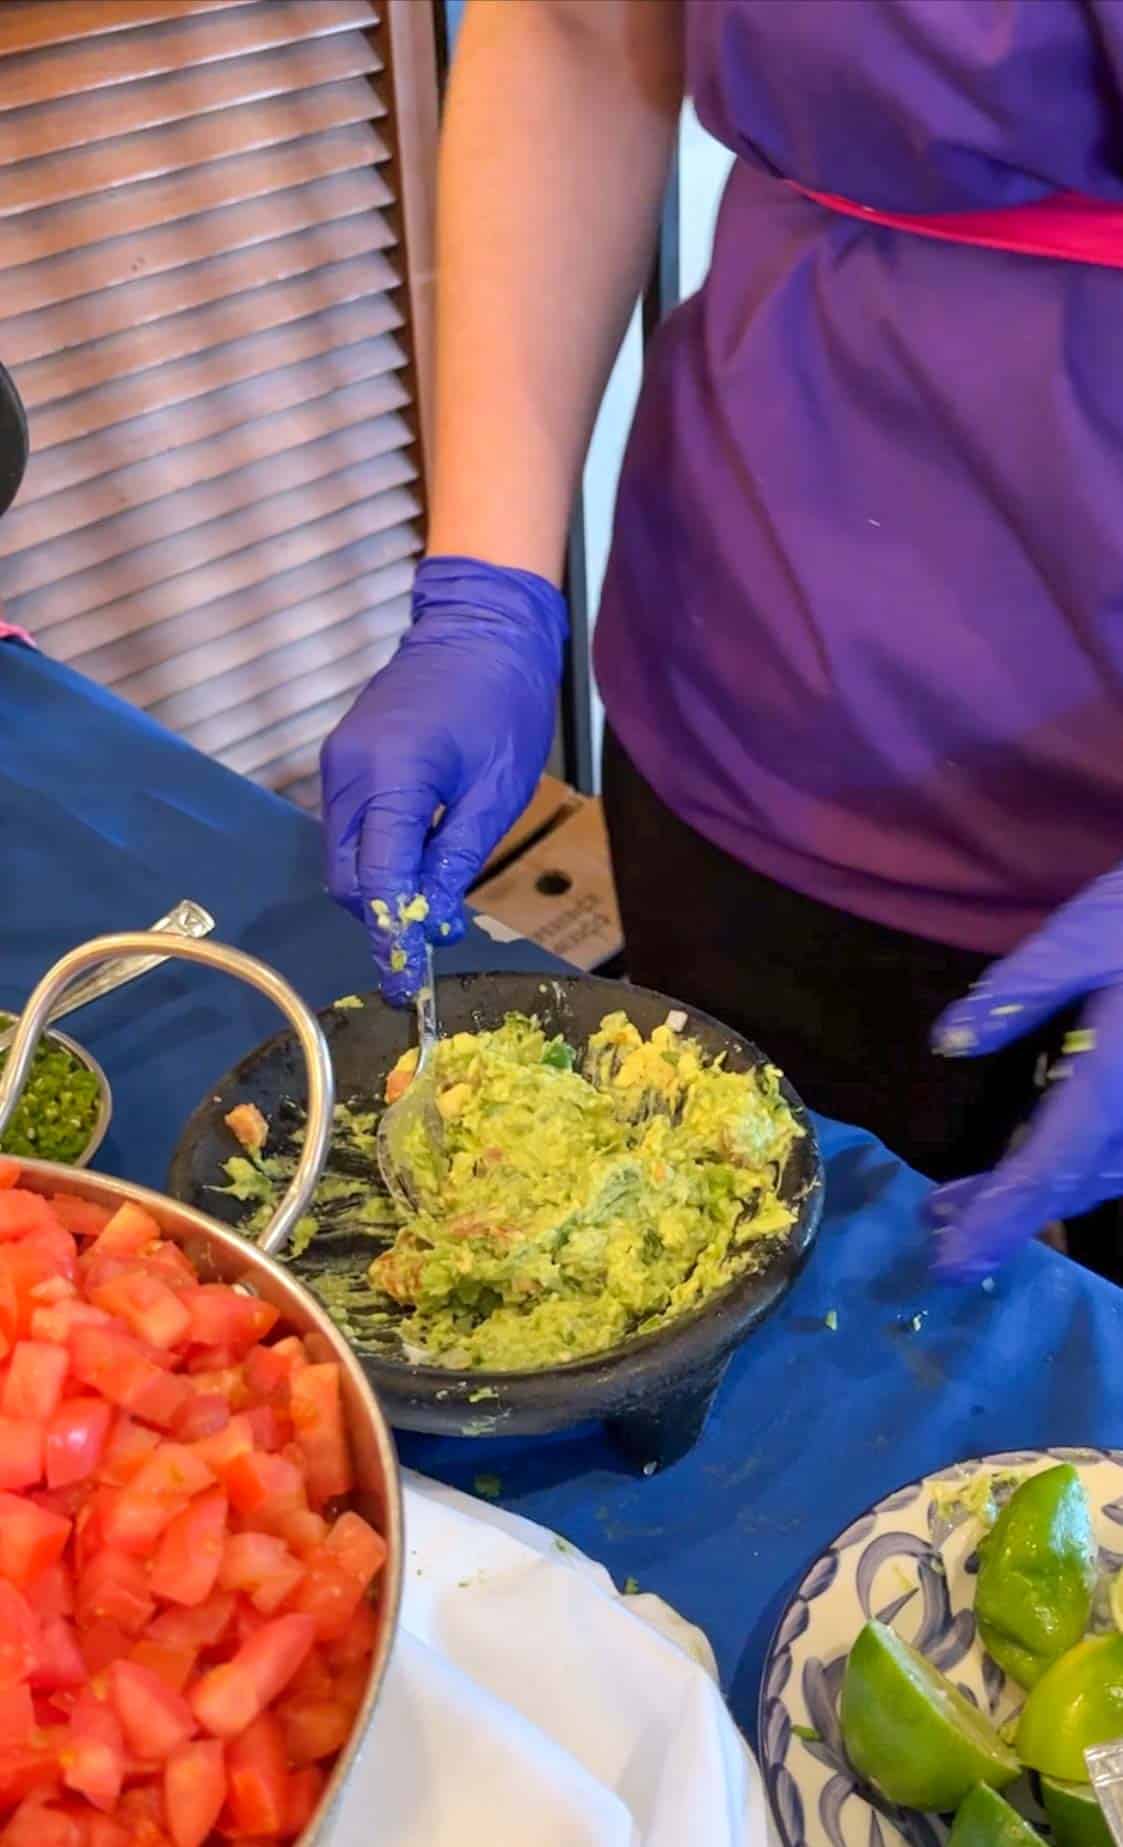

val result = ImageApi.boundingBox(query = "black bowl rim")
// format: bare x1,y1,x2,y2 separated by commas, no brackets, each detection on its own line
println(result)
167,970,825,1398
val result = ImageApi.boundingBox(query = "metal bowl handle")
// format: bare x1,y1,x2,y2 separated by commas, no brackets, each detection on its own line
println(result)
0,933,334,1258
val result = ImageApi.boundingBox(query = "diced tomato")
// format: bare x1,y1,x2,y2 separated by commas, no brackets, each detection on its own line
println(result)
218,1533,304,1617
70,1329,161,1411
286,1763,326,1836
4,1343,70,1423
224,1711,288,1837
25,1562,74,1623
0,1245,63,1344
77,1549,154,1637
0,1191,63,1243
0,1158,20,1192
0,1190,378,1838
289,1365,352,1506
332,1657,371,1713
191,1613,316,1738
325,1597,378,1669
163,1739,225,1847
245,1404,292,1453
61,1687,125,1811
45,1400,112,1491
90,1203,160,1259
243,1345,297,1405
113,1783,173,1847
287,1553,364,1644
148,1591,236,1655
233,1597,267,1647
276,1508,328,1560
0,1739,60,1809
84,1818,131,1847
107,1660,196,1761
0,1682,34,1746
145,1242,196,1290
30,1300,111,1346
0,1417,44,1491
190,1414,253,1479
89,1273,191,1353
20,1226,78,1283
71,1329,190,1432
26,1276,72,1307
0,1579,40,1685
325,1511,386,1592
279,1692,353,1766
71,1500,100,1579
128,1638,197,1695
170,1393,229,1443
96,1485,183,1556
0,1491,70,1588
0,1798,81,1847
149,1486,227,1608
180,1287,278,1361
49,1196,112,1240
129,1444,215,1502
77,1624,131,1677
225,1450,305,1527
31,1618,85,1693
129,1371,193,1434
96,1416,159,1487
285,1647,335,1703
30,1484,86,1524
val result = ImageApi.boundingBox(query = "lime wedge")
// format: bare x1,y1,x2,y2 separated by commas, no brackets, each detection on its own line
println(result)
841,1621,1019,1810
1043,1779,1113,1847
976,1464,1096,1689
949,1784,1041,1847
1017,1634,1123,1782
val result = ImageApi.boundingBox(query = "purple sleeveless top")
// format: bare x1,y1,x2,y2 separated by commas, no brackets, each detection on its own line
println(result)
594,0,1123,954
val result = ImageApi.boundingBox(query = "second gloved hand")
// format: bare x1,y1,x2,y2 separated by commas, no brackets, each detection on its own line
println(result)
928,862,1123,1279
321,555,567,1000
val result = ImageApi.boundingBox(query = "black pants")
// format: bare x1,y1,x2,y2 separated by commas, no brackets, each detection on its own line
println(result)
602,729,1118,1279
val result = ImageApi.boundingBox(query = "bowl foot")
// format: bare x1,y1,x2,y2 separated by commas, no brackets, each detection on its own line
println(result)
604,1357,731,1473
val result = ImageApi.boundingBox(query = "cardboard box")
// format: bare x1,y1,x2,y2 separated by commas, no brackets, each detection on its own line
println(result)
471,787,623,971
478,774,582,879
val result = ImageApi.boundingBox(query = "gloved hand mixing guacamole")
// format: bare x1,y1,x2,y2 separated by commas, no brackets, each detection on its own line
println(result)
368,1011,800,1369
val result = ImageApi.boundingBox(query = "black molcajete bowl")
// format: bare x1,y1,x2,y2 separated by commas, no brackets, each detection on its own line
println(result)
168,973,824,1470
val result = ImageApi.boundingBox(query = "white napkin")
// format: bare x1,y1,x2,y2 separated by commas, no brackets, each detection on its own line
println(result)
325,1470,776,1847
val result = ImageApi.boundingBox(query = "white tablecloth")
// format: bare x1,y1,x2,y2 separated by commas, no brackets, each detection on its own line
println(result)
325,1470,777,1846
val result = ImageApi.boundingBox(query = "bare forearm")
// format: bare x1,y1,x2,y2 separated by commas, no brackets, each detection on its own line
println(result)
426,0,683,582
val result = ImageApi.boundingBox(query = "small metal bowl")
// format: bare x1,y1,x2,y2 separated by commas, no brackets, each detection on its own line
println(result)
0,1012,112,1169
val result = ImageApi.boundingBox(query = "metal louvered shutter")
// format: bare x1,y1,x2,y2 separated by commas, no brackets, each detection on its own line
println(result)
0,0,437,809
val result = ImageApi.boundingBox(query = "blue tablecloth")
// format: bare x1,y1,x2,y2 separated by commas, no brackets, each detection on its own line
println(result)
4,642,1122,1740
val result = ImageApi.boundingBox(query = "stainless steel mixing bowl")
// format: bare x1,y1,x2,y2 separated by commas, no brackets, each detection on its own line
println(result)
0,933,403,1844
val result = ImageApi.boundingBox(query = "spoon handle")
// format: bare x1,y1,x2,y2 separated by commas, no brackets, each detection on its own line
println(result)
416,939,439,1069
0,901,215,1050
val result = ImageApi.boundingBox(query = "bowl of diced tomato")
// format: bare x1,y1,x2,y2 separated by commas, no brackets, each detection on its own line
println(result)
0,1154,402,1847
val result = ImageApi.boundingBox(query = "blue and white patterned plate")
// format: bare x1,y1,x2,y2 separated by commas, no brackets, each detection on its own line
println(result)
759,1449,1123,1847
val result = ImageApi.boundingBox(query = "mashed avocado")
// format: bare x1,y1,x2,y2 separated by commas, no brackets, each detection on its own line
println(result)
369,1010,801,1369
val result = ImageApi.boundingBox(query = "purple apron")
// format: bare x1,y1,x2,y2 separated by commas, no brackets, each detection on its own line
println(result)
594,0,1123,955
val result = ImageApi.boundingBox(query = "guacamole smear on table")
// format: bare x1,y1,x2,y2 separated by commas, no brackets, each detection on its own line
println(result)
224,1009,802,1371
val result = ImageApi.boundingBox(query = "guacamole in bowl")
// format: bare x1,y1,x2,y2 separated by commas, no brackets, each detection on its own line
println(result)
168,972,822,1457
366,1011,801,1370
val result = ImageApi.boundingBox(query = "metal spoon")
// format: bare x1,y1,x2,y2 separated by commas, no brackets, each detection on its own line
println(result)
377,940,446,1213
0,900,215,1052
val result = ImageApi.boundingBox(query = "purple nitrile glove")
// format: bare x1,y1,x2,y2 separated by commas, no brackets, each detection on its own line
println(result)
927,863,1123,1280
321,555,567,1003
